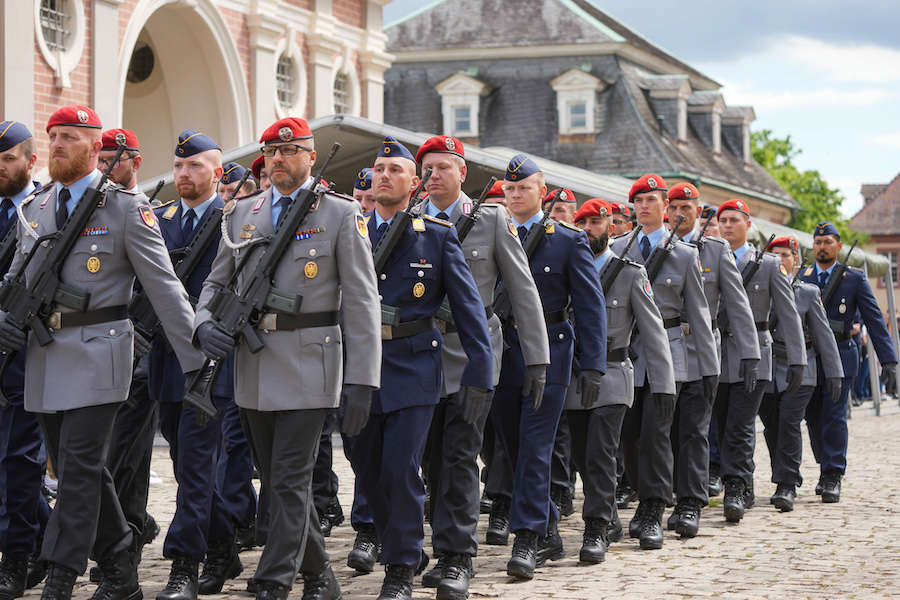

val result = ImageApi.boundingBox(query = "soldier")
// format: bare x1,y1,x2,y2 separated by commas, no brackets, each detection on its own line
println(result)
609,174,717,550
665,183,759,537
352,168,376,213
250,156,269,191
759,236,843,511
609,203,633,237
348,137,491,600
543,188,575,224
194,117,380,600
566,198,675,563
800,222,897,502
715,199,805,522
697,205,719,238
0,105,204,600
494,154,606,579
218,162,256,199
483,180,506,207
0,121,50,600
415,136,549,600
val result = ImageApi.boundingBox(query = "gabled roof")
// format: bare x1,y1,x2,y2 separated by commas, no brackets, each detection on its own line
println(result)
851,173,900,235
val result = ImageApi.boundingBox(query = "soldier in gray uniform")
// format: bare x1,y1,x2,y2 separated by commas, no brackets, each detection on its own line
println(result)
715,199,805,523
759,236,842,511
194,117,381,600
566,199,675,563
609,174,718,550
415,136,549,600
0,105,204,600
665,183,759,537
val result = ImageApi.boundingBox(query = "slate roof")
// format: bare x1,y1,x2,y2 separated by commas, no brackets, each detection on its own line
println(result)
851,173,900,236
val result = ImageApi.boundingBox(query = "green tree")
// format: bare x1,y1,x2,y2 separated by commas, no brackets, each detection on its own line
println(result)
752,129,865,241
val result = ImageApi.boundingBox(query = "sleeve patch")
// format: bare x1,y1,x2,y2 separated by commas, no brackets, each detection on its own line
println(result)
356,214,368,238
139,205,156,228
508,220,518,238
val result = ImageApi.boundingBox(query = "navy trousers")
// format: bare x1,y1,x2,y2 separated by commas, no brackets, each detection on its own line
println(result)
805,369,853,475
215,397,257,529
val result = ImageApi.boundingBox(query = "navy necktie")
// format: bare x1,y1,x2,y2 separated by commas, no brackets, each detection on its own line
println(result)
56,188,70,230
276,196,293,230
818,270,829,288
640,235,651,260
182,208,196,240
517,225,528,247
436,211,449,221
0,198,14,235
373,222,388,249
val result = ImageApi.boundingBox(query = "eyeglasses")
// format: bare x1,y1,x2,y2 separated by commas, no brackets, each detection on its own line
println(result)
98,156,135,167
260,144,313,157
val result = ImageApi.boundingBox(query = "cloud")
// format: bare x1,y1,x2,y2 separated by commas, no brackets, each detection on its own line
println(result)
716,83,895,111
863,132,900,150
778,36,900,84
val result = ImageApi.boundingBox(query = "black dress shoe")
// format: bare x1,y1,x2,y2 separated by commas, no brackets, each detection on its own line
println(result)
0,552,28,600
638,500,665,550
708,464,723,497
550,485,574,518
615,484,638,509
376,565,414,600
300,564,341,600
89,550,142,600
198,539,242,594
675,499,702,538
485,497,510,546
347,526,380,574
607,511,623,543
421,557,444,588
436,554,472,600
26,552,47,589
770,484,796,512
40,563,78,600
254,580,289,600
479,492,493,515
506,532,537,580
156,555,199,600
723,478,746,523
579,519,608,564
535,521,564,567
822,471,842,503
628,502,647,538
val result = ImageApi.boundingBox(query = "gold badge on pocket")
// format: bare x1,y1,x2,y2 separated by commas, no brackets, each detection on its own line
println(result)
413,282,425,298
86,256,101,273
304,261,318,279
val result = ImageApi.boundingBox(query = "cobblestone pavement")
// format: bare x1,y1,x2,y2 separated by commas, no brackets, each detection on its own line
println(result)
32,403,900,599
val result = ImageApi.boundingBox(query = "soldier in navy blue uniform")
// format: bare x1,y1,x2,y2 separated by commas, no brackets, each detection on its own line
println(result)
151,131,240,600
801,222,897,502
0,121,50,600
349,137,492,600
492,155,607,580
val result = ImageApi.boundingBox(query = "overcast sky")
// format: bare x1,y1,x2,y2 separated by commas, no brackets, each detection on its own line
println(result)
384,0,900,217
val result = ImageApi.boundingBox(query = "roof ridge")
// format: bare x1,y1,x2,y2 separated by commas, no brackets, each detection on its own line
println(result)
385,0,449,28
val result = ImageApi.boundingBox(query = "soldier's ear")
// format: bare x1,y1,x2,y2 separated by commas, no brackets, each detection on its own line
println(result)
458,163,467,184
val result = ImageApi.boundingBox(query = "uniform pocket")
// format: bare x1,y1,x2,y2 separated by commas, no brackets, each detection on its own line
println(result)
81,320,131,390
69,236,116,283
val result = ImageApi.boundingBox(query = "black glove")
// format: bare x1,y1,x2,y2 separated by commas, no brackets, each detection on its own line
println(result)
702,375,719,403
183,365,219,426
827,377,843,405
578,369,604,409
654,393,676,421
0,318,26,354
740,358,759,393
341,384,373,437
522,364,547,410
460,386,493,425
133,329,152,359
196,321,233,361
786,364,805,394
881,363,897,393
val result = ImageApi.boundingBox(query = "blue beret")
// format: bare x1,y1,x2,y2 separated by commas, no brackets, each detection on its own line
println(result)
221,162,247,185
700,204,717,219
505,153,541,181
355,167,373,191
175,130,221,157
0,121,32,153
377,136,415,162
813,221,840,239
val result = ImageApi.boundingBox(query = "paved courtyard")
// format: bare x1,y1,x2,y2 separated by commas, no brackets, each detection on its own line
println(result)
40,403,900,599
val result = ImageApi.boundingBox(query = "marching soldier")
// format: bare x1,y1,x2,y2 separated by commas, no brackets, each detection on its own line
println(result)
218,162,256,199
348,137,492,600
567,198,674,563
609,174,717,550
759,236,843,511
0,105,204,600
194,117,380,600
493,155,606,579
800,222,897,502
0,121,50,599
609,203,633,237
715,199,805,523
352,167,376,213
415,136,549,600
250,156,269,191
543,188,575,224
665,183,759,537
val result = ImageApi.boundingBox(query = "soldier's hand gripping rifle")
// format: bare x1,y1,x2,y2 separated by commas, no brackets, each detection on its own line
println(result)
599,225,643,294
740,233,776,288
644,215,685,283
183,144,341,416
821,239,857,307
0,143,128,406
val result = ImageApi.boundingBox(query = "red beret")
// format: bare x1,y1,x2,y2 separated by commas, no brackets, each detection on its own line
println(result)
259,117,312,144
574,198,611,223
251,155,265,179
628,173,667,202
668,182,699,201
485,179,506,199
101,128,139,151
543,188,576,205
716,198,751,219
416,136,464,164
46,105,102,133
610,202,630,217
767,236,799,252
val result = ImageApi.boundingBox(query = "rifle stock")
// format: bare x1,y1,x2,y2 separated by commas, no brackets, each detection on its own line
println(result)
644,215,684,283
740,233,776,288
599,224,643,294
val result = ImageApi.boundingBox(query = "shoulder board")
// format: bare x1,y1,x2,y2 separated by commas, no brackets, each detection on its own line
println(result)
117,187,138,195
233,188,264,202
611,231,632,241
675,239,693,248
703,236,726,247
155,197,177,209
324,190,355,202
422,214,452,227
22,185,53,206
622,257,641,269
559,221,581,232
847,266,864,275
223,198,237,216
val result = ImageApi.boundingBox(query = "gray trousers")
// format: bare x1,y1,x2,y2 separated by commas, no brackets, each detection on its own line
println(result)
241,408,329,587
670,379,711,505
622,385,677,502
568,405,627,523
38,403,132,573
713,382,767,487
759,386,815,487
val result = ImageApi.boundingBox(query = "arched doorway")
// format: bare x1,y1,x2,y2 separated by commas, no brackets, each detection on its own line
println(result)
118,0,251,179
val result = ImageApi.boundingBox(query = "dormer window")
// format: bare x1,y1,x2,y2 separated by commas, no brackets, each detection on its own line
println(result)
435,72,491,138
550,68,607,136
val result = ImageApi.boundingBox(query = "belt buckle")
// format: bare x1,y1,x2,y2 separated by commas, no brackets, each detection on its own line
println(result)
681,322,691,337
47,312,61,330
258,313,277,332
381,325,393,340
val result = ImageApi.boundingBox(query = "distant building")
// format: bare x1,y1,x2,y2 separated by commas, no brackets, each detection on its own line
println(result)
383,0,798,222
851,175,900,309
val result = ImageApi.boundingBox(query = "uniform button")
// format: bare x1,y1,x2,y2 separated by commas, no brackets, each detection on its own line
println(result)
90,244,98,252
666,278,671,285
380,274,386,280
754,284,759,290
544,266,551,273
309,248,317,257
612,299,618,306
701,275,706,282
472,250,478,257
378,294,383,301
558,333,564,340
109,329,116,336
418,270,424,277
431,340,438,348
324,336,331,344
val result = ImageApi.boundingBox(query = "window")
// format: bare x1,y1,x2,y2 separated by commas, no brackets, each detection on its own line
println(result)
568,102,587,130
434,72,491,138
333,72,350,114
276,55,295,112
886,251,899,286
453,106,472,134
126,42,155,84
40,0,70,52
550,68,607,136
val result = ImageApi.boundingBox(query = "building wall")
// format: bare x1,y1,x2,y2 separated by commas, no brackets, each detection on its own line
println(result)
865,235,900,312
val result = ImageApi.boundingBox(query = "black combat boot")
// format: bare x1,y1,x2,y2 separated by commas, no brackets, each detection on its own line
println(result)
254,580,289,600
723,477,746,523
708,463,723,497
675,499,703,538
579,519,608,564
299,563,341,600
347,525,380,574
318,497,345,538
815,474,824,496
666,506,682,531
550,485,574,518
770,484,796,512
89,549,142,600
435,554,472,600
506,531,538,580
821,470,842,503
235,519,257,552
638,500,665,550
420,555,445,588
485,496,510,546
615,483,638,509
39,563,78,600
479,491,492,515
26,549,47,590
156,555,199,600
376,565,414,600
535,520,564,566
607,510,623,543
628,501,647,538
198,538,241,594
0,552,28,600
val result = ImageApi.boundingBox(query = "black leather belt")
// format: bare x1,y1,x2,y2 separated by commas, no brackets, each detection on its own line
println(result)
662,317,681,329
46,305,128,330
382,317,436,341
755,320,769,331
544,309,568,325
833,331,852,343
257,311,339,332
444,306,494,334
607,347,628,362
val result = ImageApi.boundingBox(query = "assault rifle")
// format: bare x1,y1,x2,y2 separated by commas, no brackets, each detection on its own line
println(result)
146,180,165,207
183,144,341,416
644,215,685,283
372,168,432,276
689,213,714,253
741,233,776,287
599,225,643,294
821,239,857,307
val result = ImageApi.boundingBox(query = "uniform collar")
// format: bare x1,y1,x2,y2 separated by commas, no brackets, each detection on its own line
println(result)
512,209,543,230
180,191,217,221
594,248,614,274
7,180,36,208
732,241,754,264
424,194,461,218
815,262,837,276
680,230,694,244
56,169,100,208
639,225,666,249
272,176,314,202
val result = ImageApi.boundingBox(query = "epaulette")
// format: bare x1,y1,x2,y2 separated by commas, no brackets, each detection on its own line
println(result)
611,231,632,241
223,198,237,216
702,235,726,247
325,190,355,203
234,188,264,202
422,214,452,227
559,221,581,232
848,265,864,274
22,185,52,207
155,197,177,209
